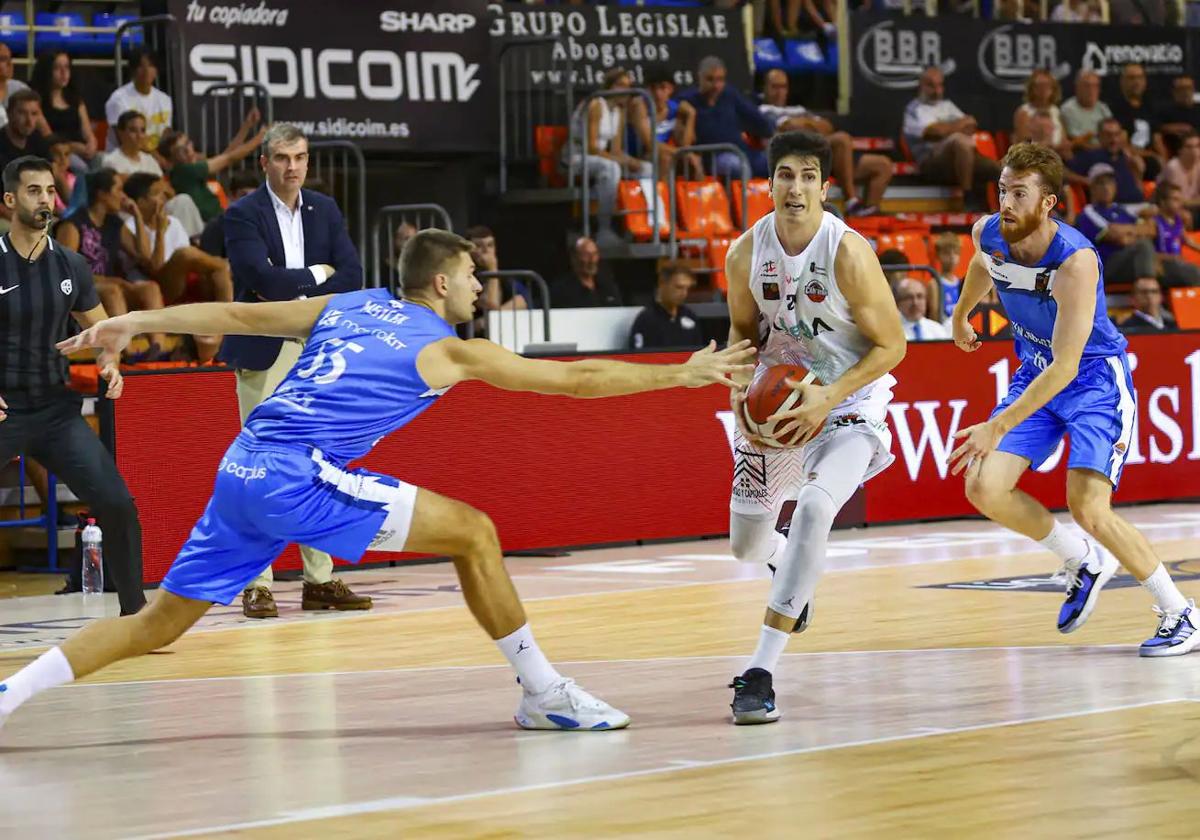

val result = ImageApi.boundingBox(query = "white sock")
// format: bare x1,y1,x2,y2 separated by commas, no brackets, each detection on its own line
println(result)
496,624,562,695
1141,564,1189,614
745,625,790,674
1040,521,1093,568
0,647,75,716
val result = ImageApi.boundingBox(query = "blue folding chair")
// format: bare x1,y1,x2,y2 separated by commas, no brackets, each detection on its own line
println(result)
0,12,26,54
93,13,142,50
0,457,60,572
754,38,787,72
784,39,827,74
34,12,93,55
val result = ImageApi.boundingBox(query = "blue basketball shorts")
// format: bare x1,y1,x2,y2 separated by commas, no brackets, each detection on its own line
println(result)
990,353,1136,488
161,434,418,605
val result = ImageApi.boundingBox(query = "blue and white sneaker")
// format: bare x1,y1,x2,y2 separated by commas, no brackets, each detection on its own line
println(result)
1139,600,1200,658
1054,543,1119,634
514,678,630,731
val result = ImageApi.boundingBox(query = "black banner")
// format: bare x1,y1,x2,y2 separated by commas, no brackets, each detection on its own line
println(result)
171,0,495,152
488,2,750,92
848,11,1191,140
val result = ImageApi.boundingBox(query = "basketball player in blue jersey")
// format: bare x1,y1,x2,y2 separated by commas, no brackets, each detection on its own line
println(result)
0,230,755,732
948,143,1199,656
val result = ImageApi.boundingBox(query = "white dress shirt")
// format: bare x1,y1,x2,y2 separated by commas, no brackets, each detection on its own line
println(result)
266,184,325,292
903,317,950,342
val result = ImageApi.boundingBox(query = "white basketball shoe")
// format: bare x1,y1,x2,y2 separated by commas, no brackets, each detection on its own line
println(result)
514,678,630,731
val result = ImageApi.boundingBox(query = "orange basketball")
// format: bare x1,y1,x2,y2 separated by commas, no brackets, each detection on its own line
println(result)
744,363,821,447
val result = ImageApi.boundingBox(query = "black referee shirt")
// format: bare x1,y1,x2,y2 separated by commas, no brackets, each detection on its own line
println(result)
0,233,99,405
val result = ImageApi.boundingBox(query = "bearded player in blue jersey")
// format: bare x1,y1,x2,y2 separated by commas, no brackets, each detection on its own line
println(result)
948,143,1197,657
0,230,755,732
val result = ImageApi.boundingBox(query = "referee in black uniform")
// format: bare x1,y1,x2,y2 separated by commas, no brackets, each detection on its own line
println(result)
0,156,145,615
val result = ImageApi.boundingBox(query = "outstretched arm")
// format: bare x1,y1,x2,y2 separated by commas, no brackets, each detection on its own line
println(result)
57,297,331,358
416,336,755,398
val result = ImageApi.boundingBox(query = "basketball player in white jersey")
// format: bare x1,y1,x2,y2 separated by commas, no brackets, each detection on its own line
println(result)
724,131,907,724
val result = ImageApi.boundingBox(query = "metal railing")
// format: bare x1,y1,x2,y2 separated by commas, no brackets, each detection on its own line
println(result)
498,37,575,194
569,88,660,244
371,203,454,289
667,143,750,259
114,15,187,132
197,81,273,179
470,270,552,347
307,141,367,266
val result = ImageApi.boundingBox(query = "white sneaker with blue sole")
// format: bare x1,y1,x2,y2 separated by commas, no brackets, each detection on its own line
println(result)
515,678,630,731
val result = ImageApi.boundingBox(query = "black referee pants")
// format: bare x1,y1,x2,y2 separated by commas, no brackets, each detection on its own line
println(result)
0,394,146,615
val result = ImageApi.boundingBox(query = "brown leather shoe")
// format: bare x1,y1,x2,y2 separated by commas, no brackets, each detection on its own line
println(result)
302,578,373,611
242,587,279,619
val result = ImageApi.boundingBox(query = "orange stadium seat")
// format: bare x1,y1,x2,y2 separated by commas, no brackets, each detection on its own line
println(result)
1170,287,1200,329
535,125,568,188
675,180,735,238
730,179,772,228
951,232,975,278
617,180,669,242
876,231,932,268
974,131,1000,161
707,236,733,292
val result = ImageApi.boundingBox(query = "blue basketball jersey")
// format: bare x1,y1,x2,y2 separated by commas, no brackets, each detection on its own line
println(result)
245,289,456,465
979,215,1126,369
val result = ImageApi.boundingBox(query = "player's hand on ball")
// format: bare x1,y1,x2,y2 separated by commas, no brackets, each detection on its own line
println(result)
57,314,137,359
948,421,1003,476
768,379,834,446
953,317,981,353
682,340,757,389
731,388,772,447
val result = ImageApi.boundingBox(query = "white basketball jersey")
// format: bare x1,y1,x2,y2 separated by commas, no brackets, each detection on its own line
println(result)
747,210,896,408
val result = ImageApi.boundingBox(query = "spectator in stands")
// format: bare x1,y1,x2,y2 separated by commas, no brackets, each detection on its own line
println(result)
1109,0,1177,25
123,172,233,361
763,0,802,36
468,224,529,311
902,67,1000,210
1061,70,1112,151
759,69,892,216
104,49,173,152
1069,118,1145,205
1154,76,1200,158
55,169,169,359
627,69,701,179
1109,64,1160,180
879,246,945,322
1012,70,1071,159
932,231,963,320
678,56,773,179
31,51,97,168
0,91,50,169
198,171,259,259
629,263,704,349
47,135,81,217
995,0,1035,22
1159,131,1200,228
896,278,949,340
221,122,369,617
0,44,29,128
1050,0,1103,20
159,114,265,223
566,67,653,247
1119,276,1176,332
1074,163,1157,287
1152,181,1200,287
103,111,163,177
552,235,621,307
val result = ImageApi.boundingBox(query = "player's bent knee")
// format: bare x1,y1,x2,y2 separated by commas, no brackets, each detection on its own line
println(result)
729,513,776,563
459,511,501,559
793,484,836,531
140,591,209,646
1068,499,1111,537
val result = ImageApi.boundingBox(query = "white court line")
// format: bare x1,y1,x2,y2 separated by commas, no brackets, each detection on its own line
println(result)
127,697,1189,840
66,644,1133,690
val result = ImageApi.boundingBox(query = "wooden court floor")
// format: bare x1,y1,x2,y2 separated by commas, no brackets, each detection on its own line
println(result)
3,503,1200,838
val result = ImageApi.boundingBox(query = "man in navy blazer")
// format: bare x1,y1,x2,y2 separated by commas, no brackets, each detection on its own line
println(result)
221,122,372,618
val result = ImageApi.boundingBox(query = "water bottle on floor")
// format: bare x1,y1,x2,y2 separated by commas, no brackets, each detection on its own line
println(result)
81,518,103,597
